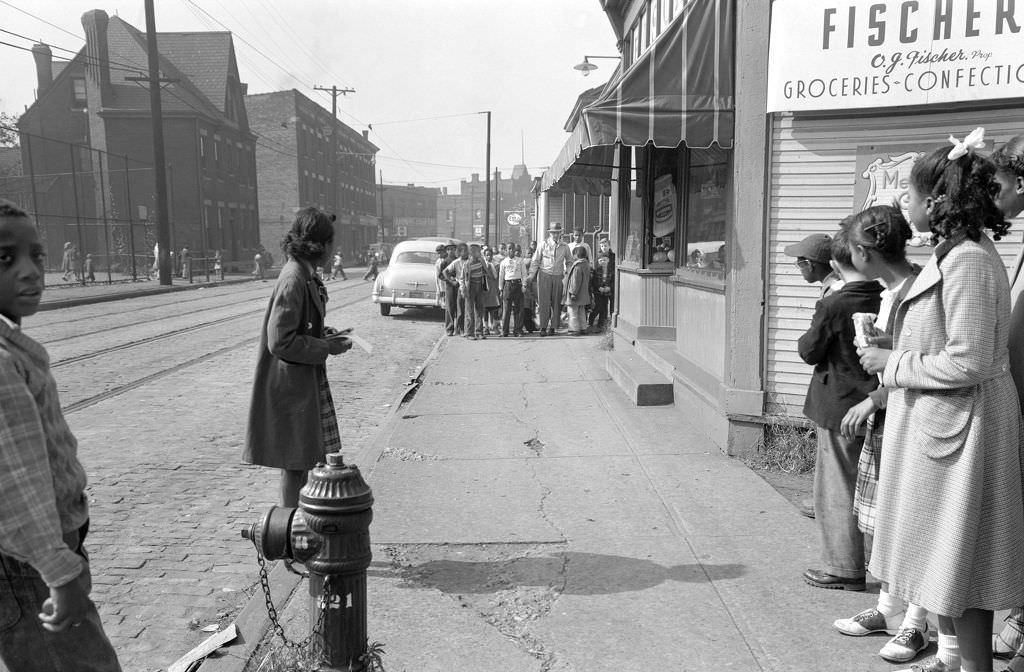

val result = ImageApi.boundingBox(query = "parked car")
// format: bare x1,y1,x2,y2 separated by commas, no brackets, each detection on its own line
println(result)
372,237,462,316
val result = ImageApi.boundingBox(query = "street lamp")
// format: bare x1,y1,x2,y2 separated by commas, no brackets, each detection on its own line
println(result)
573,55,621,77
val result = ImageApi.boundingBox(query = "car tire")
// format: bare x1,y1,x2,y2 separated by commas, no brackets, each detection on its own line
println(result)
380,303,391,316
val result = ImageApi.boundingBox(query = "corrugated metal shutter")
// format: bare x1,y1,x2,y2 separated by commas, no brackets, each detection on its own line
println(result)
767,109,1024,417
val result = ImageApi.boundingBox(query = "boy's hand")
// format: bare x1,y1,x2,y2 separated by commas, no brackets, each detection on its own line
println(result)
39,575,91,632
858,346,892,375
863,333,893,349
327,337,352,355
840,397,876,440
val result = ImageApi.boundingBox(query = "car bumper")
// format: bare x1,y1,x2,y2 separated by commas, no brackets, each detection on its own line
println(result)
371,288,442,307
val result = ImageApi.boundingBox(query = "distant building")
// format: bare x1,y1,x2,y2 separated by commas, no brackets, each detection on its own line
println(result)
246,89,379,257
18,10,259,263
377,182,439,244
436,165,535,246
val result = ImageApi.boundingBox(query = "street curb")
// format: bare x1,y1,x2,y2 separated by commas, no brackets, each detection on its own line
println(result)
196,561,302,672
38,276,265,312
194,331,447,672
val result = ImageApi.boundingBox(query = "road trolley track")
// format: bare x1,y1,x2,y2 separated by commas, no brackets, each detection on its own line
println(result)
42,279,367,342
61,292,370,414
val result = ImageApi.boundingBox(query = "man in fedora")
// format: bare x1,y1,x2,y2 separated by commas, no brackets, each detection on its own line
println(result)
527,222,570,336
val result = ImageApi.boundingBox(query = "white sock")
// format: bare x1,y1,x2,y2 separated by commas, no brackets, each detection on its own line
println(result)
876,589,902,618
937,633,960,668
901,603,928,632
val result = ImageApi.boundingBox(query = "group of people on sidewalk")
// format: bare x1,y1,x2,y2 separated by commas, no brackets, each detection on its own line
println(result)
434,223,615,340
789,129,1024,672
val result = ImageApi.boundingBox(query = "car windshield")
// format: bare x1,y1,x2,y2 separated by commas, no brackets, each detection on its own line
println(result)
394,251,435,264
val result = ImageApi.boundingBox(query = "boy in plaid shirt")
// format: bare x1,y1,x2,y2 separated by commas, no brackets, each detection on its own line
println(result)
0,201,120,670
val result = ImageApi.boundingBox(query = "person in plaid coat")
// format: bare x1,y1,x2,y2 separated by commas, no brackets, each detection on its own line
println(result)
244,208,352,508
859,135,1024,672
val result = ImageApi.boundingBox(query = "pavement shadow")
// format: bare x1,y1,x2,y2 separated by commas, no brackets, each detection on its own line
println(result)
385,551,746,596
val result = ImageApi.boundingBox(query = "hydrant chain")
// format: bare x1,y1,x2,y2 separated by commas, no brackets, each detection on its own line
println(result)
251,536,331,651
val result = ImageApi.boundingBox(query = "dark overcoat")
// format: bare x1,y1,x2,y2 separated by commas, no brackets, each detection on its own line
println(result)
243,259,331,470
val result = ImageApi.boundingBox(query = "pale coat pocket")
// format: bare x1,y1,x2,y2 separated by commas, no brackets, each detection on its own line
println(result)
910,388,976,459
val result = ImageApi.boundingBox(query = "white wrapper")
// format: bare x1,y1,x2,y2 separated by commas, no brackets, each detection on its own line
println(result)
852,312,878,348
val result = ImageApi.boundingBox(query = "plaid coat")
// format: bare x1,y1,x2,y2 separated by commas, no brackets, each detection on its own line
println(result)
869,234,1024,616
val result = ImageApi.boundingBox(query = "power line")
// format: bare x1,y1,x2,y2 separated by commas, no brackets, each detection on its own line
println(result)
0,0,85,43
368,112,480,128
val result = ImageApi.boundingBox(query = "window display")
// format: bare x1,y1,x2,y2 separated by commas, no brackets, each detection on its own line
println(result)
682,147,728,275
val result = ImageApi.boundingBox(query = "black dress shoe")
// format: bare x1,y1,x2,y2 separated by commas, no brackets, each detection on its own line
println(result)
803,568,865,591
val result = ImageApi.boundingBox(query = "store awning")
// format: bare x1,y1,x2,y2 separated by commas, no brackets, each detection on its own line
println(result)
541,0,734,194
541,117,616,197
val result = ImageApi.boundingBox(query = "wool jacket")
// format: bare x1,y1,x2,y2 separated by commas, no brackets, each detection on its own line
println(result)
0,316,88,587
797,279,883,431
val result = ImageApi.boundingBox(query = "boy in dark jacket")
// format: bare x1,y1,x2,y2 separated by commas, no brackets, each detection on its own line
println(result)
797,225,882,592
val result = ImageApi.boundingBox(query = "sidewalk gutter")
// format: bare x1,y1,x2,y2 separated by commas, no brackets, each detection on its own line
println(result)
196,332,447,672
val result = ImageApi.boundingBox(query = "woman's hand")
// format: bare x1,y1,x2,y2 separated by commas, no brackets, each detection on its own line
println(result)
858,346,892,375
840,397,876,440
327,336,352,355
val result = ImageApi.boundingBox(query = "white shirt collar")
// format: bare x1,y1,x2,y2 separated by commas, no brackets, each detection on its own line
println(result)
0,313,20,330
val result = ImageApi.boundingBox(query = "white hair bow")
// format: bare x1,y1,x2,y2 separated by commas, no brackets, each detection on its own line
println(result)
947,127,986,160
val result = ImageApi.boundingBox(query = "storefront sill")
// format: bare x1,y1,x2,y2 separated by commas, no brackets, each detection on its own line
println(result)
671,270,726,293
618,264,675,277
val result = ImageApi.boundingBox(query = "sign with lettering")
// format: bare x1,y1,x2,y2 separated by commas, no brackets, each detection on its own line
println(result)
853,143,933,247
767,0,1024,111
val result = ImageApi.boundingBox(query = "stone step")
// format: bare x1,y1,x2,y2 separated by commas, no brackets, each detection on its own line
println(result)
606,348,674,407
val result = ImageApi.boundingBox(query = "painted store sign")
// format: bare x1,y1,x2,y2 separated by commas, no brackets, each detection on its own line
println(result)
767,0,1024,112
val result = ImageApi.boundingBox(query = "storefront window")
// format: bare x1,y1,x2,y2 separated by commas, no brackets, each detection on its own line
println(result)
681,146,728,275
622,146,644,265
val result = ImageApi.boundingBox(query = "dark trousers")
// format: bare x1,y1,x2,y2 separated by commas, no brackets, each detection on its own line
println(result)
813,427,866,579
589,290,612,328
464,281,485,336
444,283,463,335
501,282,523,335
0,523,121,672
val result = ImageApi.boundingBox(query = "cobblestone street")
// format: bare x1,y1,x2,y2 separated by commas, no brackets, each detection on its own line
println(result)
23,280,443,672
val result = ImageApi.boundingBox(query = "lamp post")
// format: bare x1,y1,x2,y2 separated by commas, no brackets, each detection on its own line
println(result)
572,55,621,77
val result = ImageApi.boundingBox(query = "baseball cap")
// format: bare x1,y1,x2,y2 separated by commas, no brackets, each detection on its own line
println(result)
435,244,446,253
783,233,832,263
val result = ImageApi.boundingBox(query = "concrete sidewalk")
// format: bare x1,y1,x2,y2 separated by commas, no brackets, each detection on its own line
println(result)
208,332,923,672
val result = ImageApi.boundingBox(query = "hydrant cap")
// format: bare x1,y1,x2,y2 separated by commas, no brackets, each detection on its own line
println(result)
300,455,373,515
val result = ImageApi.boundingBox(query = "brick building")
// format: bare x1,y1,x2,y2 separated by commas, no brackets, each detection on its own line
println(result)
18,10,259,266
377,182,439,245
437,164,535,247
247,89,379,258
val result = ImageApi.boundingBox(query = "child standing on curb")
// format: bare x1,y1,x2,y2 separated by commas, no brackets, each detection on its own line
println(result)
797,224,882,593
859,129,1024,672
243,208,353,509
830,206,932,665
0,201,122,671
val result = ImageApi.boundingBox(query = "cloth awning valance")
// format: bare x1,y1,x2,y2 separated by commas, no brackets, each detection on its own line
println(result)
541,117,616,196
541,0,735,194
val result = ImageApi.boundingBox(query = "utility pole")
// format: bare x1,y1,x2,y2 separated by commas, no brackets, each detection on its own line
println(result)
312,84,354,219
494,167,500,247
144,0,171,285
483,111,491,246
377,169,385,244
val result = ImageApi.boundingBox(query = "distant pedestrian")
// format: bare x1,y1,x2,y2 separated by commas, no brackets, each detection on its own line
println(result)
521,254,537,334
60,241,76,281
84,253,95,283
481,246,500,335
563,245,591,336
499,244,525,337
363,255,379,281
588,237,615,333
528,223,570,336
151,242,159,279
253,252,264,281
331,251,347,280
213,249,223,280
0,201,123,672
180,246,190,279
244,208,352,510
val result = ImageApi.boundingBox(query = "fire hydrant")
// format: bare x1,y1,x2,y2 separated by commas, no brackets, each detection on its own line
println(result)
241,452,374,671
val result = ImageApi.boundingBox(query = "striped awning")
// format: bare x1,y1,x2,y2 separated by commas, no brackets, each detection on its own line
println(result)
541,0,734,194
541,117,616,197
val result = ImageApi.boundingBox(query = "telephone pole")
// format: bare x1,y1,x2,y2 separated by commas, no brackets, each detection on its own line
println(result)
312,84,354,219
144,0,171,285
483,111,491,246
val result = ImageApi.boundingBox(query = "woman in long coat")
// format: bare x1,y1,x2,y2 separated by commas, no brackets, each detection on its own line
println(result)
562,246,591,336
244,207,352,507
860,137,1024,670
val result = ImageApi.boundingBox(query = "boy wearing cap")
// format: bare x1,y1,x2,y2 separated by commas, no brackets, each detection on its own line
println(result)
784,232,844,520
797,227,881,592
528,223,570,336
437,243,462,336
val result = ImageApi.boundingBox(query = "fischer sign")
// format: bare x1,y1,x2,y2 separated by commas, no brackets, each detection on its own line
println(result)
767,0,1024,111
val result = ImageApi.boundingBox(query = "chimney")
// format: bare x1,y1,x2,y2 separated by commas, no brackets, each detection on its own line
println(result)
81,10,112,99
471,173,479,182
362,130,369,140
32,44,53,97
